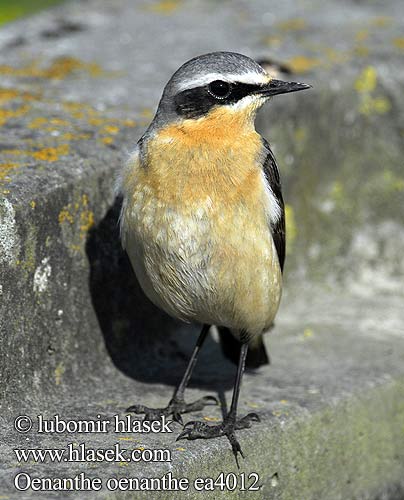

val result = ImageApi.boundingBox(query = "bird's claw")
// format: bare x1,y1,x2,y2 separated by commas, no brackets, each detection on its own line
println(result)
172,412,183,425
177,420,220,440
176,412,260,468
229,433,245,468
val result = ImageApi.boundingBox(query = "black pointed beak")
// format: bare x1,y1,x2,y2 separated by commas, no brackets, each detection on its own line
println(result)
258,79,312,97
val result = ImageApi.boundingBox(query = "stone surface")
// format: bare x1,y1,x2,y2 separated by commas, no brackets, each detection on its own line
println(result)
0,0,404,498
1,293,404,499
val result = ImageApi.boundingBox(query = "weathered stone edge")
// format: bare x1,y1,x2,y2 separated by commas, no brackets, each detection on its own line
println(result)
102,378,404,500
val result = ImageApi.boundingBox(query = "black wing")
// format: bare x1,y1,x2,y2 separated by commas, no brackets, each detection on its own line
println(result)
262,138,286,272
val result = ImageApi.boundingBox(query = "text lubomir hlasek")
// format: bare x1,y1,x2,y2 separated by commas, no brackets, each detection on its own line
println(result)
36,414,173,434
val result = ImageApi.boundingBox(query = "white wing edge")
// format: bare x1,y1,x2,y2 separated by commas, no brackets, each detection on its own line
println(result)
259,169,282,227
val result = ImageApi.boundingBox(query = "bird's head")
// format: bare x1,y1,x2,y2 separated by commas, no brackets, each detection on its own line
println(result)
152,51,311,131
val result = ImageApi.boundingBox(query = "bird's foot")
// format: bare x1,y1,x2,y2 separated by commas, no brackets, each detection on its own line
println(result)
176,412,260,467
126,395,218,425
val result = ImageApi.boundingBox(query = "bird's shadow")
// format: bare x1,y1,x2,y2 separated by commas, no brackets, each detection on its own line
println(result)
85,197,236,396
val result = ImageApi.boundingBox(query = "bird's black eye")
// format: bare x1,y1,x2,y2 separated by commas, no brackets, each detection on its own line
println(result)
208,80,232,99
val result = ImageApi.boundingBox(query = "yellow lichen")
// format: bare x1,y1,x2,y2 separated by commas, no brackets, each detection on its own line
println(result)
285,204,297,252
317,47,353,68
355,66,377,93
82,194,89,206
263,35,282,47
369,16,392,28
359,96,391,115
295,126,307,143
58,209,74,224
0,87,38,105
123,118,136,127
101,136,114,145
276,18,307,32
140,108,153,119
331,181,344,203
393,37,404,50
66,102,94,114
1,149,25,156
353,45,370,58
2,144,69,162
0,57,105,80
44,57,103,79
101,125,119,135
0,104,30,126
287,55,320,73
27,117,47,129
32,144,69,162
58,194,95,250
28,117,70,129
0,62,34,77
88,117,105,126
62,101,87,119
30,201,36,209
354,66,391,115
62,101,137,137
147,0,182,14
0,88,20,104
383,170,404,192
355,30,369,42
79,210,95,237
246,402,261,409
0,163,19,184
60,132,91,141
54,363,65,386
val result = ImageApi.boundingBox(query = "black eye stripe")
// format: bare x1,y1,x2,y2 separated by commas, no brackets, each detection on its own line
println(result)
174,82,263,119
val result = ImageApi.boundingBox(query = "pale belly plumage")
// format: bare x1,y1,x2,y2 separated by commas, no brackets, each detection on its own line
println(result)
123,183,282,338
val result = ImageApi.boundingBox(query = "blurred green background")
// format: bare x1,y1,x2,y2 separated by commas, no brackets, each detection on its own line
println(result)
0,0,63,26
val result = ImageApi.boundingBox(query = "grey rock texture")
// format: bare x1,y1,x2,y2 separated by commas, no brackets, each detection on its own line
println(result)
0,0,403,498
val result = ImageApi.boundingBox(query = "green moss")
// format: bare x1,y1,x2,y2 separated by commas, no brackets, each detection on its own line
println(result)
0,0,64,26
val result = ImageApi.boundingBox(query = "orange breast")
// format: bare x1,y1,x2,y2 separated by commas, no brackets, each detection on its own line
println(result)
140,107,265,210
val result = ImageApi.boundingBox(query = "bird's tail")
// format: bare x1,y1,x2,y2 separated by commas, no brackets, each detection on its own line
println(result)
218,327,270,369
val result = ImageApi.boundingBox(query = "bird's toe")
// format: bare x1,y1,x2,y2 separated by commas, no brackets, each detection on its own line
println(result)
235,412,260,429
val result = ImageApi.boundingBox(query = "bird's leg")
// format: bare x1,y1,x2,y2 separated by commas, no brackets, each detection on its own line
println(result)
176,342,260,467
126,324,218,424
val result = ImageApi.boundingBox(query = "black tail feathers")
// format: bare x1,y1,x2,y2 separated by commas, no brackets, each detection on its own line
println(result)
218,327,270,369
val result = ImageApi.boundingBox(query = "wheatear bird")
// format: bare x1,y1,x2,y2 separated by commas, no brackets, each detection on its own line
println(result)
119,51,310,462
